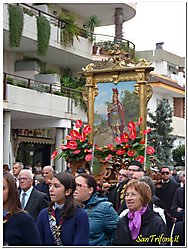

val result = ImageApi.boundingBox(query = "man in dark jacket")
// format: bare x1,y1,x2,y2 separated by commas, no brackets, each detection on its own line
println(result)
107,168,127,212
171,185,185,221
18,169,49,220
35,165,54,200
155,166,179,236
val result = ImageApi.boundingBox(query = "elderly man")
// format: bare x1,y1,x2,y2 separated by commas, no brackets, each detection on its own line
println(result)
107,168,128,212
18,169,49,220
35,165,54,200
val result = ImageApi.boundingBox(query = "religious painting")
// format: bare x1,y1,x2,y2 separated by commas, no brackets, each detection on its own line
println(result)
94,81,139,147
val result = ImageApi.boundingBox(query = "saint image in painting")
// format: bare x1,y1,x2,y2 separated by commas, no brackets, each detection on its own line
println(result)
94,81,139,147
107,88,125,139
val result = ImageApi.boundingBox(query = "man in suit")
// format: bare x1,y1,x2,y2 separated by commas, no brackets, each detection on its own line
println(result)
12,162,24,188
155,166,180,236
35,165,54,200
18,169,49,221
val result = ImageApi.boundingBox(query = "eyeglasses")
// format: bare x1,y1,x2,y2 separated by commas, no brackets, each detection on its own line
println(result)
18,177,32,181
161,172,170,175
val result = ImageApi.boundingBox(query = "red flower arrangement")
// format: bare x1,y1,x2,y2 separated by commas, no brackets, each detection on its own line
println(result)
51,118,157,170
52,120,93,162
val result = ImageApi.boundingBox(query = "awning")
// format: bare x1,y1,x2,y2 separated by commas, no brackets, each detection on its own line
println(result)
18,136,55,145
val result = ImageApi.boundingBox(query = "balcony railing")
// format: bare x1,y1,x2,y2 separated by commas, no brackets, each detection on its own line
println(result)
3,72,83,104
92,33,135,59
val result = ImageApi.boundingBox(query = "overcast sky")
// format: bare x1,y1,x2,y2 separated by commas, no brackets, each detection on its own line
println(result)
95,1,186,57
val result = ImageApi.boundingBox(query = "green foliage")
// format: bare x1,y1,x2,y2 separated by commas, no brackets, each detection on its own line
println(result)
147,99,176,166
84,15,100,42
58,11,80,46
8,4,24,48
36,15,51,56
172,144,185,166
121,89,139,125
23,7,34,16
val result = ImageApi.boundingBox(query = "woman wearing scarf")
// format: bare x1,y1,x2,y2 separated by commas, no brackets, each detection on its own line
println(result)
36,172,89,246
3,172,41,246
113,179,167,246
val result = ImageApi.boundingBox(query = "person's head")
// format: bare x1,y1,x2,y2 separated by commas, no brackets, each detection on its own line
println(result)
74,173,97,203
112,88,119,103
49,172,77,218
127,161,142,179
117,169,127,183
75,167,87,177
179,171,185,185
124,179,152,212
13,162,24,177
132,171,145,180
18,169,34,192
160,166,171,182
139,176,155,195
3,172,21,212
49,172,75,205
42,166,54,184
3,164,10,173
173,167,177,174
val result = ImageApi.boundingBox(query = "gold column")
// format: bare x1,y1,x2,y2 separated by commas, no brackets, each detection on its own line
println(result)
85,75,95,141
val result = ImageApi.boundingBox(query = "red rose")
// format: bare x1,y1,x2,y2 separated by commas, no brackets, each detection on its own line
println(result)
72,149,81,154
116,149,125,155
82,125,92,134
127,150,136,157
51,151,58,160
129,129,137,140
60,144,67,150
120,132,129,143
115,136,122,144
67,141,78,150
85,154,92,161
80,132,86,142
146,146,155,155
136,155,145,164
128,121,136,131
105,154,113,162
70,130,81,140
75,120,83,128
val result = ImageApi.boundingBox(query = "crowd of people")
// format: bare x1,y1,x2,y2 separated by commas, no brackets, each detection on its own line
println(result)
3,160,185,246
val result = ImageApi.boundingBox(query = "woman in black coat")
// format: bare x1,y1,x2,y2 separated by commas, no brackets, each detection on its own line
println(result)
113,179,167,246
3,172,41,246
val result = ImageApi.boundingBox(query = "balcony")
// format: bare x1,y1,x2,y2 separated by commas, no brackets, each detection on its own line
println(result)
92,34,135,60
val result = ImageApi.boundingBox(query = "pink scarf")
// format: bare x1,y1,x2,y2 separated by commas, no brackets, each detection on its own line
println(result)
128,206,147,239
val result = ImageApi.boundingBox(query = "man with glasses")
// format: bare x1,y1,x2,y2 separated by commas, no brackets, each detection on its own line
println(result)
18,169,49,220
155,166,179,236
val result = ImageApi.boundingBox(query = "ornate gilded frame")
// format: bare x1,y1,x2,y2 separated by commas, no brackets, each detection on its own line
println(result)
80,55,154,141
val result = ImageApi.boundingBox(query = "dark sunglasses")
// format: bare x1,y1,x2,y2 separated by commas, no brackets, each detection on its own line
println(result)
161,172,170,175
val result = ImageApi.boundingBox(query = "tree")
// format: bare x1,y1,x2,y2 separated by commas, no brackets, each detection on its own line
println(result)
114,8,124,43
121,89,139,126
147,99,176,167
172,144,185,166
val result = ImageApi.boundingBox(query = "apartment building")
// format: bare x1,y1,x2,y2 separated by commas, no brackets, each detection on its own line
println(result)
3,3,136,171
136,43,185,147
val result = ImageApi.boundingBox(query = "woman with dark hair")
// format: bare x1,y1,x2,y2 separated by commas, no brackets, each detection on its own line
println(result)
113,179,167,246
36,172,89,246
74,173,119,246
3,172,41,246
